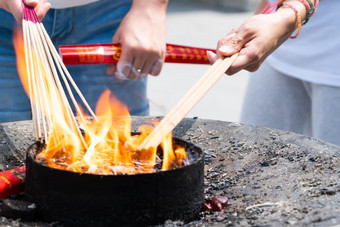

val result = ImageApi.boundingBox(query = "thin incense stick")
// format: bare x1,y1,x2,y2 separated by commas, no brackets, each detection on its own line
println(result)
138,54,238,150
29,21,52,143
25,20,43,141
21,3,96,147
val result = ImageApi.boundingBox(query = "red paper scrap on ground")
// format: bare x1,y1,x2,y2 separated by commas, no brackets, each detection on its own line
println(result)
0,166,26,199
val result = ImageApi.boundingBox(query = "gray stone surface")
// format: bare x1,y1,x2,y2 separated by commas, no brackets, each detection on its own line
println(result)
0,118,339,226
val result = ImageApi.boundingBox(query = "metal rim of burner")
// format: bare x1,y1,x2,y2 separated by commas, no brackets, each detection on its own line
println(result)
25,136,204,227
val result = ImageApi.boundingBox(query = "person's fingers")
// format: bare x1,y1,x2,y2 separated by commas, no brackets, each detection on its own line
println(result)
216,24,262,75
244,62,262,72
150,59,163,76
218,35,245,56
115,44,135,80
224,45,262,75
132,44,163,78
106,64,116,75
20,0,50,21
216,32,237,57
34,1,51,21
115,61,133,80
111,33,165,80
6,0,30,22
224,54,250,75
138,57,154,79
217,32,237,46
208,48,260,75
227,60,262,75
131,50,148,79
23,0,39,7
218,26,254,57
207,50,219,64
123,48,163,79
127,63,140,80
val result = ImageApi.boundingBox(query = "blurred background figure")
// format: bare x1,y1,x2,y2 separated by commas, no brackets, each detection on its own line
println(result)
210,0,340,146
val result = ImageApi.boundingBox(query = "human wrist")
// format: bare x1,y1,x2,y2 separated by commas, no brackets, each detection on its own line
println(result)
132,0,168,12
131,0,168,24
273,6,299,34
0,0,9,12
0,0,21,16
276,0,320,38
277,0,319,23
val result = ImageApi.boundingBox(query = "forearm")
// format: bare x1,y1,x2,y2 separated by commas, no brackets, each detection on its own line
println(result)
274,0,319,37
131,0,168,18
0,0,13,12
0,0,5,9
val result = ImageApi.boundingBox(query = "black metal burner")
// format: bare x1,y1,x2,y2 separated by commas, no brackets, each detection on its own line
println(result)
25,137,204,227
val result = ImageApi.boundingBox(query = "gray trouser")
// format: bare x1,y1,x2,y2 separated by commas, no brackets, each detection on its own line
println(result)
241,62,340,146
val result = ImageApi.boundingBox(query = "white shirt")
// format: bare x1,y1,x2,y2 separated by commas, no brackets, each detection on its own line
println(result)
48,0,99,9
267,0,340,86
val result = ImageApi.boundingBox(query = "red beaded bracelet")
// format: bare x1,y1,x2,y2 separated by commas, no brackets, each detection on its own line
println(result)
277,0,319,25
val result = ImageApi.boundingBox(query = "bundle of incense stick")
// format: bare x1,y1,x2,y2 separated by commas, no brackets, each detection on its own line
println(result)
21,3,96,144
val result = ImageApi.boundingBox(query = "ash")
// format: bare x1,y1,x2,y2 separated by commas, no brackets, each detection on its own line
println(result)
0,117,339,226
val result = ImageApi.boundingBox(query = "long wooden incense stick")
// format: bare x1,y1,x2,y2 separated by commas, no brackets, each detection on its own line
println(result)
138,54,238,150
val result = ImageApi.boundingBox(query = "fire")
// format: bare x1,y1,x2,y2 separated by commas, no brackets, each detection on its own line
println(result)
14,28,187,175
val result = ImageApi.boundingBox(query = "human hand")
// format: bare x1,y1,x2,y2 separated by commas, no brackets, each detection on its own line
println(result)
0,0,50,22
106,0,167,80
207,9,298,75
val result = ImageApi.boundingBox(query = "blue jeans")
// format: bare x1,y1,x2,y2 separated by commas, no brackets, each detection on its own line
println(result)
0,0,148,123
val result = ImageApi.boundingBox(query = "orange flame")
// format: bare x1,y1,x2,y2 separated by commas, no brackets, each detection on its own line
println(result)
13,27,29,96
14,28,187,175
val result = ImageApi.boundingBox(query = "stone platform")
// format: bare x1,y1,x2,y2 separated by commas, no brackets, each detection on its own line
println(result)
0,117,339,226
